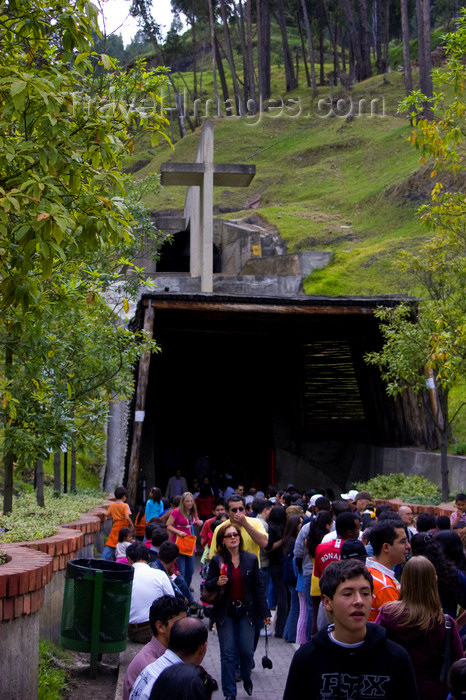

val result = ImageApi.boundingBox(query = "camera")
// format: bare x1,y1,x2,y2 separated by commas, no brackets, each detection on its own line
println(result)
261,655,273,669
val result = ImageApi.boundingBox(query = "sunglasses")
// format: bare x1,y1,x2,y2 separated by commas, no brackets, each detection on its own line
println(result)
230,507,245,513
224,533,240,539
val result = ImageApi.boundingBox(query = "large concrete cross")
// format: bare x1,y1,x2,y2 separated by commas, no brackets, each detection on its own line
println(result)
160,120,255,293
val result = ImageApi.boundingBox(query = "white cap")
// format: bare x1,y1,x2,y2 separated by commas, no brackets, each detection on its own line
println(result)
309,494,323,506
341,489,358,501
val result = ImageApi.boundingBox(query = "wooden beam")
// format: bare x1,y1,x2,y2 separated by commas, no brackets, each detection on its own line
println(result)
143,298,378,316
126,301,154,506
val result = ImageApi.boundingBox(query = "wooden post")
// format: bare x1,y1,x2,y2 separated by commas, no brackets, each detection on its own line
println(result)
127,301,154,506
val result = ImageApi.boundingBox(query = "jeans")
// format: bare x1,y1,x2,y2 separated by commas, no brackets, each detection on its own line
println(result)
217,612,255,697
283,585,299,642
269,563,288,637
176,553,195,588
304,573,314,642
101,545,115,561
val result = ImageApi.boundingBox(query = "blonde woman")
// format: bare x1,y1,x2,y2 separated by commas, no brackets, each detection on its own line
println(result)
166,491,203,587
376,555,464,699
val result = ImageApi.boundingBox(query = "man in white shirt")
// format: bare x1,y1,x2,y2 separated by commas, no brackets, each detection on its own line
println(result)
129,617,209,700
127,542,175,644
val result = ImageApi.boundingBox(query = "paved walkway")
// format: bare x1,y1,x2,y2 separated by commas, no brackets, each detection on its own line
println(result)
115,557,298,700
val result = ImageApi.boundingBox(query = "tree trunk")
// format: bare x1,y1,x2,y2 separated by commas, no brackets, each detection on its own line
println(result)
375,0,385,73
3,343,14,515
319,0,339,76
416,0,426,89
53,451,61,498
220,0,244,114
275,0,298,91
342,0,365,81
127,302,155,507
318,12,325,84
246,0,257,103
71,439,77,493
237,0,250,104
297,3,311,87
191,13,198,101
400,0,413,93
3,451,14,515
357,0,373,79
207,0,221,116
438,388,450,502
257,0,271,100
300,0,318,94
214,34,230,110
422,0,433,97
36,459,45,507
383,0,390,71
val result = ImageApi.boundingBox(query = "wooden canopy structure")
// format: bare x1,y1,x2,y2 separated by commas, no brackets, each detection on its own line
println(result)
125,293,437,502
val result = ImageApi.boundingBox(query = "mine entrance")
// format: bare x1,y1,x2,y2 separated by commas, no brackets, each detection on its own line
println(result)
131,294,434,496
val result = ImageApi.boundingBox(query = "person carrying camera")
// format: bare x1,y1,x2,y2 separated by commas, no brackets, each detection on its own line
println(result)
204,521,271,700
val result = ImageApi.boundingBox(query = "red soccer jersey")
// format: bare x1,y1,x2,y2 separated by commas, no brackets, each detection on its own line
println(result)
313,538,345,580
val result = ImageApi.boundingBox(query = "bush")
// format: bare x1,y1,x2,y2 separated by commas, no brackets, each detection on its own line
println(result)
355,473,442,505
0,488,106,544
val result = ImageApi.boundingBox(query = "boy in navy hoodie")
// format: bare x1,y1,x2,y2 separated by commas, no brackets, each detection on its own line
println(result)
283,559,418,700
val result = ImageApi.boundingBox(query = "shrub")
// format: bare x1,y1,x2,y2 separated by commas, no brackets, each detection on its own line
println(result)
0,488,106,544
355,473,442,505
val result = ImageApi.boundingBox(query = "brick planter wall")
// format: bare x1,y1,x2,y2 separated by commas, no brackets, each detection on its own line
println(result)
0,499,111,700
0,546,53,699
373,498,455,519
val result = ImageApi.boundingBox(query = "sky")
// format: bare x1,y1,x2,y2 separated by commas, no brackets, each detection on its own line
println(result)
99,0,179,46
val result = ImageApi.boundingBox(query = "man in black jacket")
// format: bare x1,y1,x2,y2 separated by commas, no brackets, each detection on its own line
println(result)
283,559,418,700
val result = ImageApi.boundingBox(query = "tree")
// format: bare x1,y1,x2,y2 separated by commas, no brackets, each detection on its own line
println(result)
366,13,466,501
0,0,170,513
400,0,413,94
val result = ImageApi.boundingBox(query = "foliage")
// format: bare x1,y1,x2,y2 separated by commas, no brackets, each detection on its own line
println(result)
365,14,466,499
38,640,72,700
355,473,442,504
389,29,446,69
0,550,8,565
0,487,105,543
0,0,170,510
366,13,466,397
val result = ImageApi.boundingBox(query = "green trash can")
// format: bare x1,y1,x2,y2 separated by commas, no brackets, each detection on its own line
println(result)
60,558,134,674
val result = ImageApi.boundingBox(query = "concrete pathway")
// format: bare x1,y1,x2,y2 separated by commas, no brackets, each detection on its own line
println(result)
115,558,298,700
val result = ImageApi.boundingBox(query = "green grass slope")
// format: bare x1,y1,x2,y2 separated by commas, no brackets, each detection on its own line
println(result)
132,70,442,296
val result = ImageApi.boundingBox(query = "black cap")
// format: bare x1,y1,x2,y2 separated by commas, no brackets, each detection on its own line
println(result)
340,539,367,562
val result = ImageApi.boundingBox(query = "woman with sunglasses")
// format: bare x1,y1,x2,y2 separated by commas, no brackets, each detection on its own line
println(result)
205,521,271,700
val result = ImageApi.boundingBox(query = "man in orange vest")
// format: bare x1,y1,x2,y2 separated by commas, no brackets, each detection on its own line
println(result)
365,519,410,622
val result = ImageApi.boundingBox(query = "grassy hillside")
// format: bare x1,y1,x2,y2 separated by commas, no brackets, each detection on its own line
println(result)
128,66,466,452
130,70,450,296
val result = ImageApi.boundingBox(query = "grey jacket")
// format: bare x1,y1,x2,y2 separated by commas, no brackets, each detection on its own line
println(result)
293,520,314,577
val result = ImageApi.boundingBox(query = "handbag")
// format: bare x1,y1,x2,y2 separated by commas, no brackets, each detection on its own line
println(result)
200,556,225,605
176,534,196,556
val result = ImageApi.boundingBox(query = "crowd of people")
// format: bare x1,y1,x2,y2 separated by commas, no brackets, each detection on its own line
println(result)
102,474,466,700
